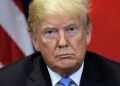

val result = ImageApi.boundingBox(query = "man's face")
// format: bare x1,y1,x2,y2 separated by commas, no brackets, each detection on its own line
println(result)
32,15,91,75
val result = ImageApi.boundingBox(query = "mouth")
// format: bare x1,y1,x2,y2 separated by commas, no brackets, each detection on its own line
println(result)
56,54,75,59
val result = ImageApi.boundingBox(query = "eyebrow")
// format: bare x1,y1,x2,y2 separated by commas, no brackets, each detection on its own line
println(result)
44,27,58,30
64,23,78,29
42,21,79,30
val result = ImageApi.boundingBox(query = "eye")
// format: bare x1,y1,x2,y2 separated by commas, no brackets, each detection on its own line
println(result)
65,24,80,37
43,28,57,39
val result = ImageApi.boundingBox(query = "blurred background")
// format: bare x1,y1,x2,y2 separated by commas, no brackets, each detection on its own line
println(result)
0,0,120,67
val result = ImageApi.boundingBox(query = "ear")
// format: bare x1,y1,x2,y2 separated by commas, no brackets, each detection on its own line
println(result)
31,35,39,51
86,25,92,45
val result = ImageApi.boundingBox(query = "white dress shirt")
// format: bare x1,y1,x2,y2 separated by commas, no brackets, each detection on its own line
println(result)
47,62,84,86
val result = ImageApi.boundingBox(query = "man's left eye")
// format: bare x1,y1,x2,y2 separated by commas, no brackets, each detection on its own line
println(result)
68,27,77,32
66,25,79,36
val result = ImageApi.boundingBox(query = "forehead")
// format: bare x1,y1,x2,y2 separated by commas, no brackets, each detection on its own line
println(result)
38,15,82,28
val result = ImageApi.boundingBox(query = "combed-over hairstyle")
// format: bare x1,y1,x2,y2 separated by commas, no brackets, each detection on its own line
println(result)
28,0,90,34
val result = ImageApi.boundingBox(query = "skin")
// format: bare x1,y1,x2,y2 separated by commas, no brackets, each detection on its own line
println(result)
32,15,92,76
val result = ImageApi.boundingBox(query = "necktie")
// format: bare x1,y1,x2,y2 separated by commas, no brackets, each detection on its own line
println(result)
56,77,77,86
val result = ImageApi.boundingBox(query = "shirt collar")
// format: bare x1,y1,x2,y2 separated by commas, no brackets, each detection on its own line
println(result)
47,62,84,86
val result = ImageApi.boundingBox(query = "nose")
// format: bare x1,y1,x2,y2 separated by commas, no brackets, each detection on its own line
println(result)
58,31,68,48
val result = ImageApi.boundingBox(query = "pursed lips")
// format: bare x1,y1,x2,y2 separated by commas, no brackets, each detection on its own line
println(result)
56,53,75,59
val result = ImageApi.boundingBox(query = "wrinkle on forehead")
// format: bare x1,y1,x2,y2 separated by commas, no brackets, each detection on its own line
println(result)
38,15,82,29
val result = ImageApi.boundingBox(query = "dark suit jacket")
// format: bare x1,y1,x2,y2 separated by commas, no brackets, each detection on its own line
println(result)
0,51,120,86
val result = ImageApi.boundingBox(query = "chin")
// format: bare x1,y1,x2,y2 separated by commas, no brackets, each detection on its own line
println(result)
57,62,76,70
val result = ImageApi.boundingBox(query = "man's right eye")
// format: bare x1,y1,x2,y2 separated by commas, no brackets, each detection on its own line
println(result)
44,29,57,39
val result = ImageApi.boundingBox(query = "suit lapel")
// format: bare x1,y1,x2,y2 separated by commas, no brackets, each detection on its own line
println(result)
80,52,100,86
27,55,52,86
80,51,117,86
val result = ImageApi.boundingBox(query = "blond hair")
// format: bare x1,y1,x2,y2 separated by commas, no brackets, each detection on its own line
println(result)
28,0,90,34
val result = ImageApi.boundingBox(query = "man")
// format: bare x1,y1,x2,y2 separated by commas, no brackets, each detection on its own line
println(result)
0,0,120,86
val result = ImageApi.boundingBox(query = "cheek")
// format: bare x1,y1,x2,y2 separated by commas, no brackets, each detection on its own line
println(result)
70,31,87,56
37,38,58,67
73,31,87,47
37,36,56,55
